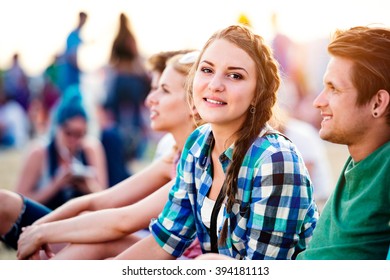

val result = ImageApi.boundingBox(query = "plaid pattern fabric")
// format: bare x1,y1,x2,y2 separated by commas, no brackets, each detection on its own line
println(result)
150,124,318,259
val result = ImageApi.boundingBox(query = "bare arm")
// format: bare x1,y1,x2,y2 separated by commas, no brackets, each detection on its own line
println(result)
115,235,175,260
34,155,173,225
17,181,173,259
77,137,108,193
14,143,71,204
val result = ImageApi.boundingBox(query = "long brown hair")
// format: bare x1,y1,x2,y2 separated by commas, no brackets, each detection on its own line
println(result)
186,25,281,244
110,13,138,64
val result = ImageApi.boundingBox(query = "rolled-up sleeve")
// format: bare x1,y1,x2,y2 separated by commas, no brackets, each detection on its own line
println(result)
149,147,198,258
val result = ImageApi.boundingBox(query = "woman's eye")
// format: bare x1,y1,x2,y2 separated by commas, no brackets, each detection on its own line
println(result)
200,67,212,74
159,85,170,94
228,73,243,80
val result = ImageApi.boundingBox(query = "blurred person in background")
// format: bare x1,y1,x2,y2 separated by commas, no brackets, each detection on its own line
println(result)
101,12,151,175
0,75,30,149
145,49,195,160
271,12,322,130
13,85,107,210
57,11,88,93
28,55,62,137
2,53,31,113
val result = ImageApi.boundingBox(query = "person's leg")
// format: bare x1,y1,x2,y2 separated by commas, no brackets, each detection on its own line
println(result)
101,126,131,186
0,190,51,249
0,190,23,237
51,234,141,260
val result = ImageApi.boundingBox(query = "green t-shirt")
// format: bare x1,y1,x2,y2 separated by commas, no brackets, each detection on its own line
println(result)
298,141,390,260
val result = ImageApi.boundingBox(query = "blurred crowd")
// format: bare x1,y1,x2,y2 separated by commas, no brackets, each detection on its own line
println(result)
2,9,389,262
0,11,333,210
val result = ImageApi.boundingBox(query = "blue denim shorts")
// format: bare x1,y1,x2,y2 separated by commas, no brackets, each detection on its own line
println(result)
1,195,51,250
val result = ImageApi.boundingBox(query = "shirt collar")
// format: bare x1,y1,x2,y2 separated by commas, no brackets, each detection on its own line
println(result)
189,124,234,169
189,123,273,169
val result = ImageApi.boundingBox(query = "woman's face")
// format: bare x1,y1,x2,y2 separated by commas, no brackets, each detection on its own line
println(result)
59,116,87,152
144,70,161,108
147,65,192,133
192,39,257,133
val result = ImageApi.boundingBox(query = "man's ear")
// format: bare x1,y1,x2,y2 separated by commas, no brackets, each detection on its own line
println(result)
372,89,390,118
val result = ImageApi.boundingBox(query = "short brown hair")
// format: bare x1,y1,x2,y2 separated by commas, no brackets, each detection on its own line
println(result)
328,26,390,125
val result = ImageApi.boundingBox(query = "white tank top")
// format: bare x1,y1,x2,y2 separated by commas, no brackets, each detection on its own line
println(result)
201,196,225,229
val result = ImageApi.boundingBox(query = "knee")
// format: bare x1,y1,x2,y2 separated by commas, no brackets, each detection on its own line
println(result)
0,190,22,212
0,190,23,234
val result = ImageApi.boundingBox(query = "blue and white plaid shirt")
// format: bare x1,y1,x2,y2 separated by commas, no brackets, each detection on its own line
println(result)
150,124,318,259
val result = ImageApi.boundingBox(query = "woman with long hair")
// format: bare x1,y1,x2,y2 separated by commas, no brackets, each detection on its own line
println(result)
114,25,318,260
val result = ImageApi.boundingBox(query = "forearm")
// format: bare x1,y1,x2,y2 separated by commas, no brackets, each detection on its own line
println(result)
85,162,173,210
85,178,105,193
34,195,92,225
18,207,136,259
33,178,153,226
115,235,175,260
36,182,172,244
37,208,133,244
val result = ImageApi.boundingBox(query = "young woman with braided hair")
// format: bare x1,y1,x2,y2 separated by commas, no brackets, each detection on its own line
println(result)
115,24,318,260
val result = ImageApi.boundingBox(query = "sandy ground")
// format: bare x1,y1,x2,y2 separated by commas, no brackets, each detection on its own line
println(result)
0,148,24,259
0,140,350,260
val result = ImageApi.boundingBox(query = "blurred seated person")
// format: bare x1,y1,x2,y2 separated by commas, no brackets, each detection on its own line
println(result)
2,53,31,113
102,13,151,165
14,85,107,209
0,78,30,149
145,49,195,161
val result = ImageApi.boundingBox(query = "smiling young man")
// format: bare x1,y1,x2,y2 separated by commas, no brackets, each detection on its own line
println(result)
297,26,390,260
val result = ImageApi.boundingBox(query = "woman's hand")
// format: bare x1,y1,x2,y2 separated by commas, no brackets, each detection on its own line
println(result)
52,166,74,189
70,176,90,193
17,225,55,260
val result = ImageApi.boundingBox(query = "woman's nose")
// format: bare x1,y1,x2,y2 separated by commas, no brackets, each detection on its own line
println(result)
145,90,158,108
208,75,225,92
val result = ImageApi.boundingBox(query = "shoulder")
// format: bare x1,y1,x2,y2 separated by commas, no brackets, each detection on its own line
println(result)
176,124,212,171
24,138,47,161
188,124,211,142
250,131,304,166
81,136,104,153
253,131,295,154
183,124,212,156
154,133,176,160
